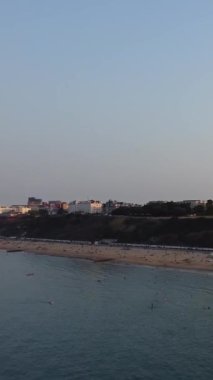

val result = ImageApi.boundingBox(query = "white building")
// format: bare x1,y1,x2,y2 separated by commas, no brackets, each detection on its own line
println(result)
0,206,12,214
10,205,31,214
68,200,102,214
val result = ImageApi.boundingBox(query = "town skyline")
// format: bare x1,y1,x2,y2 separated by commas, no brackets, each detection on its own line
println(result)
1,196,213,220
0,196,210,206
0,195,211,207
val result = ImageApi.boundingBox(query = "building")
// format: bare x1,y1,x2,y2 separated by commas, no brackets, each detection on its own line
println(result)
181,200,207,209
103,200,138,214
10,205,31,214
68,201,78,214
0,206,12,215
104,200,123,214
61,202,69,211
68,200,102,214
47,201,69,215
28,197,42,208
48,200,61,215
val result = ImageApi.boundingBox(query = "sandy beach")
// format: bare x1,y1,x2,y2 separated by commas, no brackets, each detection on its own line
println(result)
0,238,213,271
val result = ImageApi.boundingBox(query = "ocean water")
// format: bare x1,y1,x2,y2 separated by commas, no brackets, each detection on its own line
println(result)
0,251,212,380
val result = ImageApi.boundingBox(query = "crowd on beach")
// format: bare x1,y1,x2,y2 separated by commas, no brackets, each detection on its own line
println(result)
0,236,213,272
1,235,213,253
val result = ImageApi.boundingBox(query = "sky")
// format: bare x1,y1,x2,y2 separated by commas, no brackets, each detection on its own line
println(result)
0,0,213,205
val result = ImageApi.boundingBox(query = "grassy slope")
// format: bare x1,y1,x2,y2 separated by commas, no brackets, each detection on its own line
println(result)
1,214,213,248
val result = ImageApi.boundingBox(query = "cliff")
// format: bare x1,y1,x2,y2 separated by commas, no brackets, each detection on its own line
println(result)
1,214,213,248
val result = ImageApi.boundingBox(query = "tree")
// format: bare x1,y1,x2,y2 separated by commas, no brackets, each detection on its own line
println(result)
206,200,213,215
194,205,205,215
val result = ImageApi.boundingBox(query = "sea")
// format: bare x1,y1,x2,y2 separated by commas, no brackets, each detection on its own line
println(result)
0,251,212,380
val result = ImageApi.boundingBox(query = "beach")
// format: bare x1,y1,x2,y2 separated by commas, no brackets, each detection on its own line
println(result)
0,238,213,271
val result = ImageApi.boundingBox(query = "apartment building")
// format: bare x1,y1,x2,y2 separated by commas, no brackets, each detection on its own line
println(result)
68,200,102,214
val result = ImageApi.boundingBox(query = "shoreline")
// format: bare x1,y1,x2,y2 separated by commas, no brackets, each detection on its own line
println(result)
1,239,213,271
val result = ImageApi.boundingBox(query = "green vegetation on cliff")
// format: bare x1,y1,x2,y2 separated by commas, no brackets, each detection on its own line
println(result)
1,214,213,248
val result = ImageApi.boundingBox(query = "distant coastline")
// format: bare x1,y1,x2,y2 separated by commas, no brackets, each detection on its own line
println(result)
0,238,213,272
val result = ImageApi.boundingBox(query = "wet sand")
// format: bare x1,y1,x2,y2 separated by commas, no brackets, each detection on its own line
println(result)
1,239,213,271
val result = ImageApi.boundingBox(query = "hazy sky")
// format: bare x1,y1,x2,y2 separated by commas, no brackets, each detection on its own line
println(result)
1,0,213,204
